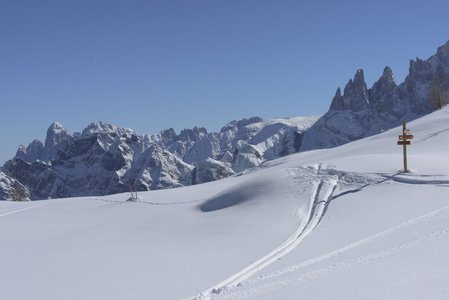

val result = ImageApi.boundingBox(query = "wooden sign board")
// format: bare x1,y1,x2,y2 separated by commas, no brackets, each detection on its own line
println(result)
403,129,411,134
397,140,411,145
399,135,414,140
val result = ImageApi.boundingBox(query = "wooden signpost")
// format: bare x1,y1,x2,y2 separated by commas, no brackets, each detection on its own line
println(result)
397,122,413,172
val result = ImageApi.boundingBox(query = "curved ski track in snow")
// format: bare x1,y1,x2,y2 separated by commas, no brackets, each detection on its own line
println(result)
189,174,338,300
210,205,449,300
245,205,449,285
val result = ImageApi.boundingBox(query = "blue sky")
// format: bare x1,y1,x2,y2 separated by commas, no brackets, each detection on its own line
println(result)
1,0,449,165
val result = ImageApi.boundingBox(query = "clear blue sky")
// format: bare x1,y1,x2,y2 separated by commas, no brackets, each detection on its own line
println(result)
1,0,449,165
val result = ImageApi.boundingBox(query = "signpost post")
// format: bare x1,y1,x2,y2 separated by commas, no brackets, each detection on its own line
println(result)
397,122,413,173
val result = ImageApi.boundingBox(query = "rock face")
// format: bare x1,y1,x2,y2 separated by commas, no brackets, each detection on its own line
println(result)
330,69,371,112
16,122,72,163
302,40,449,150
1,117,317,199
192,158,235,185
0,171,30,201
16,140,44,162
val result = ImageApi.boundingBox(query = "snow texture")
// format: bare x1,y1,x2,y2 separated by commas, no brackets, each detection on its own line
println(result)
0,105,448,299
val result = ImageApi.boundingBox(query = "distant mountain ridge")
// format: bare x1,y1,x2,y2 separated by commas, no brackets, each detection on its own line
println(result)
1,40,448,200
1,116,318,199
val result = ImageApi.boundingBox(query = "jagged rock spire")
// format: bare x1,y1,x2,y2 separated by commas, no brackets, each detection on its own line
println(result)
370,66,397,104
329,87,343,111
330,67,398,112
329,69,370,111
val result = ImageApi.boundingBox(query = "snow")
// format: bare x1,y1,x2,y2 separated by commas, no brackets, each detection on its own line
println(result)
1,107,449,299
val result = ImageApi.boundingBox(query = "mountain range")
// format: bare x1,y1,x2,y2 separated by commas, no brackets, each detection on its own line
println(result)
1,40,448,200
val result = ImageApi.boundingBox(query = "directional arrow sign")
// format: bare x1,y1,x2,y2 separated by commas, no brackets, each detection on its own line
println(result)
397,140,411,145
403,129,411,134
399,135,414,140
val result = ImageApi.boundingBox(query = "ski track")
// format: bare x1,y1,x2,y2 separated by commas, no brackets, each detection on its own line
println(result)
185,167,449,300
216,227,449,300
187,171,339,300
211,205,449,300
246,204,449,285
0,203,49,217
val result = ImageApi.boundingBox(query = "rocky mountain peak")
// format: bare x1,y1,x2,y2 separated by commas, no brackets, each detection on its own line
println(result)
370,66,397,104
381,66,396,83
159,128,178,146
41,122,72,161
329,87,343,110
408,57,431,77
331,67,398,112
82,121,138,139
15,140,45,163
350,69,370,111
45,122,70,149
353,69,367,93
82,121,117,136
329,69,369,112
179,126,208,142
16,145,26,156
220,117,263,133
437,39,449,58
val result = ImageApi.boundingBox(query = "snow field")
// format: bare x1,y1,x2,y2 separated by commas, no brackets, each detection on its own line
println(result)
1,107,448,299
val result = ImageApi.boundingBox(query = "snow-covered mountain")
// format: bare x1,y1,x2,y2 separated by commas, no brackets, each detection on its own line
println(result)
1,40,448,200
2,116,318,199
1,104,448,300
16,121,72,162
302,39,449,150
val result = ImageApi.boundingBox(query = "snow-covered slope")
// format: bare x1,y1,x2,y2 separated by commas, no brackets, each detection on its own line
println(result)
1,106,448,299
